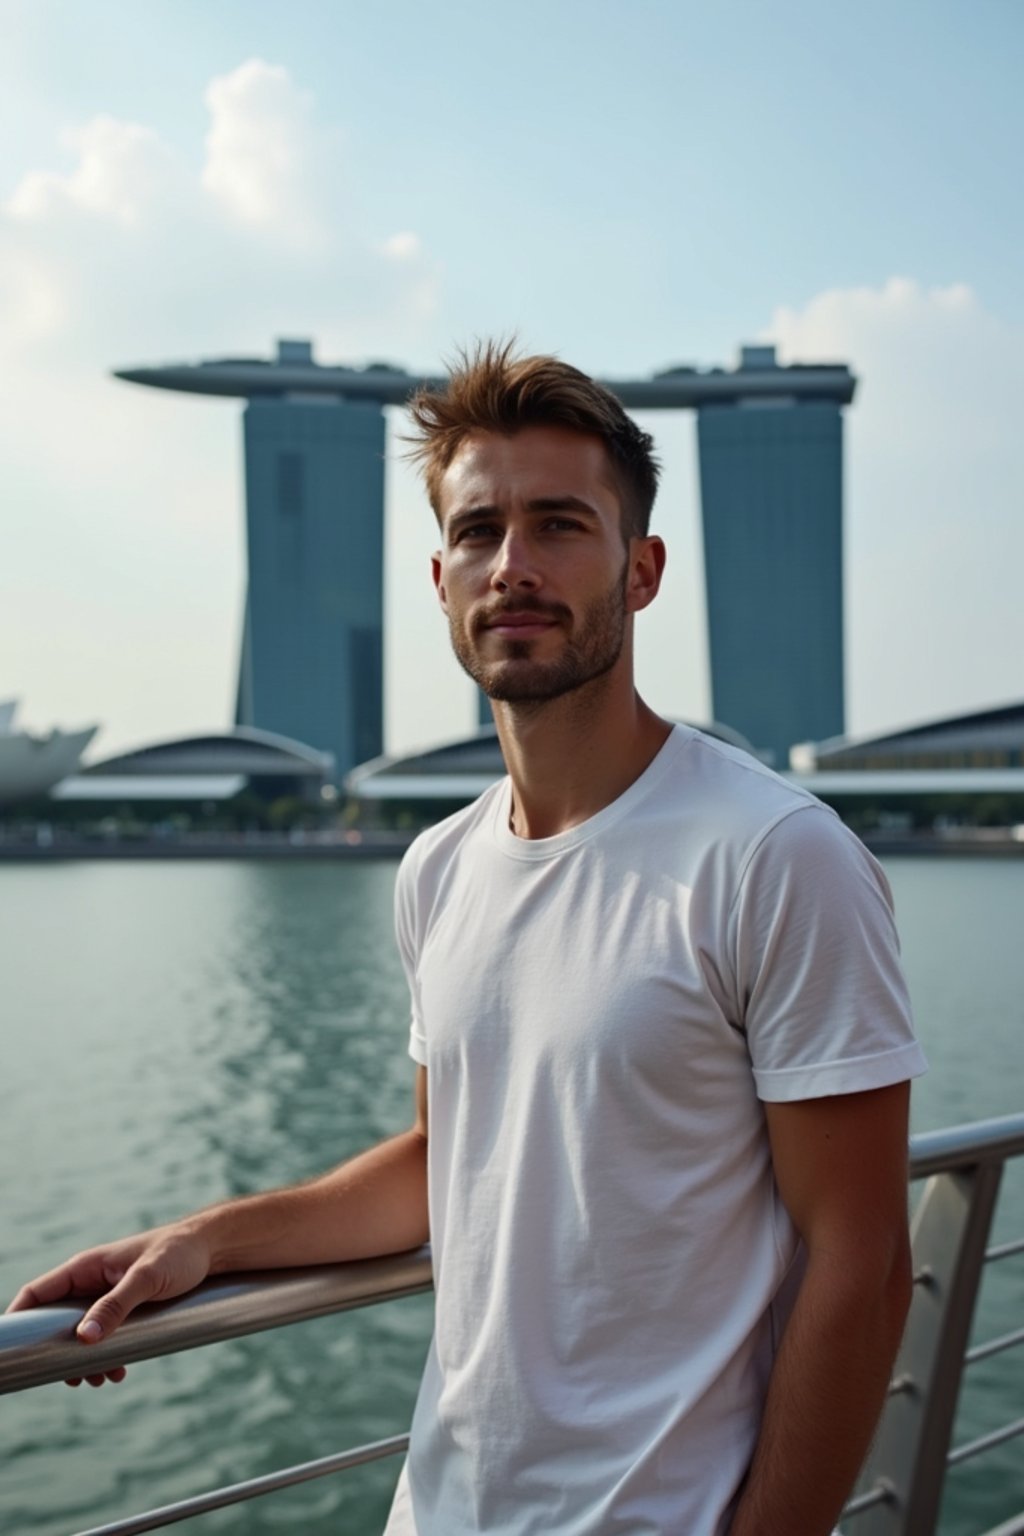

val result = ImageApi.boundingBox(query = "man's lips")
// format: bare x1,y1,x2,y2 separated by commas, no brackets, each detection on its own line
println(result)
481,611,561,637
488,614,557,629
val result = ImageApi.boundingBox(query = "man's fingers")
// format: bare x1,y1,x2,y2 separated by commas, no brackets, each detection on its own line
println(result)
6,1251,129,1314
64,1367,127,1389
5,1267,76,1313
76,1263,160,1343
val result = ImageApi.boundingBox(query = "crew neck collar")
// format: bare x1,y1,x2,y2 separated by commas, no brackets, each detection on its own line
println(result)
491,724,691,861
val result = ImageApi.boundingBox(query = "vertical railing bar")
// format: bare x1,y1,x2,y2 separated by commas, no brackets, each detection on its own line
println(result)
852,1158,1005,1535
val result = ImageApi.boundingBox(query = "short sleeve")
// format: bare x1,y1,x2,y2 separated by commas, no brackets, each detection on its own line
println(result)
394,845,428,1067
730,803,927,1102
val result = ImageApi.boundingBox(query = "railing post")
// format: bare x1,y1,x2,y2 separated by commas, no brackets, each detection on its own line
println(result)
852,1161,1003,1536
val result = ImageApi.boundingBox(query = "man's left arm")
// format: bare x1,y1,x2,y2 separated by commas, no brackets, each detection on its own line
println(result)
728,1081,914,1536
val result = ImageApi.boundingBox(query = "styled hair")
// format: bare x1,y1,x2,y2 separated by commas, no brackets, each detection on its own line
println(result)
406,340,660,539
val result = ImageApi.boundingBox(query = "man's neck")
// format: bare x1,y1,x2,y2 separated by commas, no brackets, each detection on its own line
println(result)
493,675,672,841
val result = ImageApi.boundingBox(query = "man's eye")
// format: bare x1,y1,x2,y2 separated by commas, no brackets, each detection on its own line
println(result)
544,518,583,532
456,523,500,541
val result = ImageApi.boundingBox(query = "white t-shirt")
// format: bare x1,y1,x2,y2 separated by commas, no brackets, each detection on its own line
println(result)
384,725,925,1536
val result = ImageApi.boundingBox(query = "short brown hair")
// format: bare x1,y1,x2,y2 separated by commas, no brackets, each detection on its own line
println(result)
406,340,660,539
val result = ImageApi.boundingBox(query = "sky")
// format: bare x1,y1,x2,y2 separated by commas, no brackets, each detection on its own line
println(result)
1,0,1021,762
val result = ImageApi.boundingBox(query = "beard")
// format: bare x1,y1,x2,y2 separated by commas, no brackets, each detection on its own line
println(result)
449,560,629,704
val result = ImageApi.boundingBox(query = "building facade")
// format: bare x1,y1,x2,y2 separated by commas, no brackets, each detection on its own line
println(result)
236,392,385,781
698,364,845,765
116,340,855,777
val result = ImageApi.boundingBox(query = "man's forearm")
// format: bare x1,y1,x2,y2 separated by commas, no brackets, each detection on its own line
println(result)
189,1128,430,1274
5,1126,430,1360
728,1247,911,1536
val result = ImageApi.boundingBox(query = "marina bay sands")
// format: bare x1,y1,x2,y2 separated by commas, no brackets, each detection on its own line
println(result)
115,340,856,780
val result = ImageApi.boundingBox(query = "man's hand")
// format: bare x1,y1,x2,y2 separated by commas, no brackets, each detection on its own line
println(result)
5,1222,211,1387
6,1069,429,1390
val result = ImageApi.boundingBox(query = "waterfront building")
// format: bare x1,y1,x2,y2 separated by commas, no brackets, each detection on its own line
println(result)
0,700,97,807
348,701,1024,831
697,346,846,766
345,719,756,819
238,361,385,781
792,699,1024,774
788,700,1024,819
50,728,335,811
115,340,857,775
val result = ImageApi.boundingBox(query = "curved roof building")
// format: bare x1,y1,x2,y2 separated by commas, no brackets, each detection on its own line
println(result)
346,720,756,803
51,727,334,804
793,701,1024,772
789,701,1024,798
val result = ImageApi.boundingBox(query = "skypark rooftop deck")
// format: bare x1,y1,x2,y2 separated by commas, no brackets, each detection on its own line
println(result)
114,339,857,409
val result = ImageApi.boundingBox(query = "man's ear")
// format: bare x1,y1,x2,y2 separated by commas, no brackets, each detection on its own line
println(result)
431,551,448,613
626,535,666,614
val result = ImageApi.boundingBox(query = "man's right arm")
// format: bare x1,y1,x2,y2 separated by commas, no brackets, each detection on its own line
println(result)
5,1066,429,1364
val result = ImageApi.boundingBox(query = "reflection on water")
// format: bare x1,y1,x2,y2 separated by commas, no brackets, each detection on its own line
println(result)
1,860,426,1535
1,856,1022,1534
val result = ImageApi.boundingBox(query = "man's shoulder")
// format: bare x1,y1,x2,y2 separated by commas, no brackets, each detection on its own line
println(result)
397,779,506,893
661,725,825,844
638,725,893,914
668,730,894,921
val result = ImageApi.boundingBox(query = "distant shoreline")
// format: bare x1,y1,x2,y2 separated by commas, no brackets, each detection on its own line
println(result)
0,830,414,861
861,831,1024,858
1,829,1022,861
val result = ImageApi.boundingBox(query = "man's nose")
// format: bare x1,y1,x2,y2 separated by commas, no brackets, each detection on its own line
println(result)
491,531,541,593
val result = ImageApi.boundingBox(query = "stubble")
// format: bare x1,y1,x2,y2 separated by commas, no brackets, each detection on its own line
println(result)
449,559,630,704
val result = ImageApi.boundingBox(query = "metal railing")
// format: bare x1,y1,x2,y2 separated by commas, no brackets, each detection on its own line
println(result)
848,1114,1024,1536
2,1116,1022,1536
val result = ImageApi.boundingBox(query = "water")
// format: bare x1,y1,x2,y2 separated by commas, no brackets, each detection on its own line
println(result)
1,856,1021,1535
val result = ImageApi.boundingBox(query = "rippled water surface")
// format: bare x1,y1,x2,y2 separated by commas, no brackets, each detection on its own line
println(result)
1,855,1021,1535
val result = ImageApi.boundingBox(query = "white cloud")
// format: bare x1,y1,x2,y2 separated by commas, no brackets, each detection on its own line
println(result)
380,231,422,262
0,61,445,757
0,245,66,342
763,279,1024,734
201,59,324,245
0,58,439,365
6,115,178,227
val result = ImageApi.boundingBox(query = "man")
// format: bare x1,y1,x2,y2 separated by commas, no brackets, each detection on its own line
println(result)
9,343,926,1535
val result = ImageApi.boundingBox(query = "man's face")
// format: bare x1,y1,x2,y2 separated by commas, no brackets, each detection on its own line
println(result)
433,425,647,704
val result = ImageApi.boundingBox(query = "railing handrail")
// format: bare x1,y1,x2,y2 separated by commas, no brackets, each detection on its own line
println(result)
0,1247,432,1396
909,1113,1024,1178
851,1112,1024,1535
3,1112,1024,1536
4,1112,1024,1396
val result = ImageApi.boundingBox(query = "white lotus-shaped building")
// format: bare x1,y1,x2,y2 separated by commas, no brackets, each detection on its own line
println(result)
0,701,98,805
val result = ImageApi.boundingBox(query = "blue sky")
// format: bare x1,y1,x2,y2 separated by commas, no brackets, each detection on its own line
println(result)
2,0,1021,758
